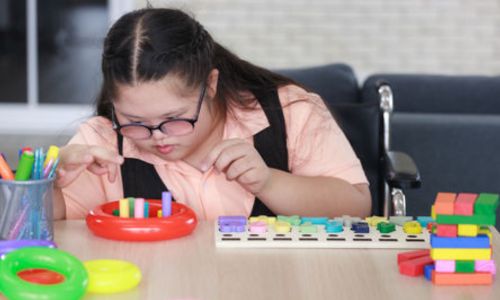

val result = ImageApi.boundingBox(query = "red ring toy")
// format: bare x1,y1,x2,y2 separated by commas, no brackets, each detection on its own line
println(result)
86,200,197,241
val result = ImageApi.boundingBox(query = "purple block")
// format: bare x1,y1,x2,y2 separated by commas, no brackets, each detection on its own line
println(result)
219,224,246,233
218,216,247,225
435,260,455,273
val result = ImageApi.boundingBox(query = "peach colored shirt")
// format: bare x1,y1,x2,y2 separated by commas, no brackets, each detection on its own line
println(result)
62,85,368,220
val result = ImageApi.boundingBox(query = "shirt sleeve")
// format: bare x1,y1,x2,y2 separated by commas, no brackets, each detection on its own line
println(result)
281,86,368,185
61,117,123,219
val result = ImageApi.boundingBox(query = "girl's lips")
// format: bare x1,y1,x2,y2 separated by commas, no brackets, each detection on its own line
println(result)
156,145,174,154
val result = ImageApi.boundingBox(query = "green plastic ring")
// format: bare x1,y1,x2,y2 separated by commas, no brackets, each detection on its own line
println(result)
0,247,88,300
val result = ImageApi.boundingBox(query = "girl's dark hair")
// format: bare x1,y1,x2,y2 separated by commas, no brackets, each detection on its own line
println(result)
96,8,297,120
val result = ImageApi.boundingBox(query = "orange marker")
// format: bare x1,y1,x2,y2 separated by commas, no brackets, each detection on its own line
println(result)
0,154,14,180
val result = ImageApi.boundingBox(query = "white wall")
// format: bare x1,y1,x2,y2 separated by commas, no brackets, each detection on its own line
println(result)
141,0,500,78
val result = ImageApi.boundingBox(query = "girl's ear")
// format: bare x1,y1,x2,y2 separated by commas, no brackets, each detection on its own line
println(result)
206,68,219,99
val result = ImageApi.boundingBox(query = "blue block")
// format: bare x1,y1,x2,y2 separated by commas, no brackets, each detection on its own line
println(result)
325,220,343,233
430,234,490,248
424,264,434,281
301,217,329,225
351,222,369,233
416,216,434,228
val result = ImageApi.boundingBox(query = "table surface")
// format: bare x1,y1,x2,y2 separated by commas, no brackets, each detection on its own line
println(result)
3,220,500,300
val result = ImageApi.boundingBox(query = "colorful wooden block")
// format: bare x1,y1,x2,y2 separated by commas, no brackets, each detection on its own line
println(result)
218,216,247,225
474,193,499,216
249,221,267,233
325,220,343,233
399,255,434,276
301,217,329,225
436,224,457,237
277,215,301,226
119,198,129,218
274,221,291,233
430,234,490,249
478,227,492,242
351,222,369,233
434,192,456,215
403,221,422,234
436,214,496,226
455,260,475,273
432,271,493,285
377,222,396,234
416,216,434,228
249,215,276,225
430,248,492,260
299,222,317,233
457,224,479,237
424,264,435,281
397,250,430,264
454,193,477,216
388,216,413,226
365,216,388,227
431,205,436,220
475,260,496,275
435,260,455,273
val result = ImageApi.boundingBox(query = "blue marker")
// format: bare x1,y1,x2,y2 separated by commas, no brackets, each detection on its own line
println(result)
162,191,172,217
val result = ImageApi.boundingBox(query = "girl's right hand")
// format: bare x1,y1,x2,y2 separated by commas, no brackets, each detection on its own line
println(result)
55,144,124,188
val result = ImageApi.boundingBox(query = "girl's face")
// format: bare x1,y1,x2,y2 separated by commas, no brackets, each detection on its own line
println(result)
113,70,221,165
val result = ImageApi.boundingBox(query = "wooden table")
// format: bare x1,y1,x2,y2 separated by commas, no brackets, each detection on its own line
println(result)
3,221,500,299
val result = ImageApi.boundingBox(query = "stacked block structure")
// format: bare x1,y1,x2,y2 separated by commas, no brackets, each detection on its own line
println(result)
429,192,498,285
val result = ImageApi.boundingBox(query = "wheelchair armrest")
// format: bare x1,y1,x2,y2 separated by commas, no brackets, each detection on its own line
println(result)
385,151,421,189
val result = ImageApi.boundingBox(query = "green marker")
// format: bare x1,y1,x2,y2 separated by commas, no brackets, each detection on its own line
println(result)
15,151,34,181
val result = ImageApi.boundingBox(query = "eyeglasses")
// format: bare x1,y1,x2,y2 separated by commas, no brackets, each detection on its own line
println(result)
112,84,207,140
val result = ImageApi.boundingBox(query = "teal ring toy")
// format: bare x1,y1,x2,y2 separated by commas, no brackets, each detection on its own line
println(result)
0,247,88,300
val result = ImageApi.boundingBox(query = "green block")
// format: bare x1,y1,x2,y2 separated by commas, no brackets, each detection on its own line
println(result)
436,214,496,226
455,260,475,273
474,193,499,216
112,209,119,217
277,215,301,226
377,222,396,233
128,197,135,216
299,222,318,233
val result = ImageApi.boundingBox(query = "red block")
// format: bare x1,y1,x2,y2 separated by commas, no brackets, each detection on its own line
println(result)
397,249,430,264
399,255,434,277
436,224,457,237
454,193,477,216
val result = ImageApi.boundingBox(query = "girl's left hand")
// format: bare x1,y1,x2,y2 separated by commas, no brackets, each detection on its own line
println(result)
201,139,272,195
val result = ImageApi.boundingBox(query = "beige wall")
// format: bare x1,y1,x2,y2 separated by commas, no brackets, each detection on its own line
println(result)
136,0,500,77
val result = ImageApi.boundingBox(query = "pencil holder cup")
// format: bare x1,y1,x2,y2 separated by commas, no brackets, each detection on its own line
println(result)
0,178,55,241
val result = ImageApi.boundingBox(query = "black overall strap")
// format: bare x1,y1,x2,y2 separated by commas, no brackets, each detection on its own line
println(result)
250,87,289,216
117,134,169,199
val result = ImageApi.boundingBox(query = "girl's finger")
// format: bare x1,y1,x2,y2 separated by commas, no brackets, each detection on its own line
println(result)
213,143,252,173
200,139,244,171
225,156,254,180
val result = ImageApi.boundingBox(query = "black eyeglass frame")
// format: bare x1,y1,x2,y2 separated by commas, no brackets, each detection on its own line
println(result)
111,84,207,139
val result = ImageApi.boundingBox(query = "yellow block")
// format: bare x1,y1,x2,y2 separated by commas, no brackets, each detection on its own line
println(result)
458,224,479,237
249,215,276,225
403,221,422,234
157,210,162,218
430,248,492,260
365,216,388,227
431,205,436,220
119,198,129,218
274,221,291,233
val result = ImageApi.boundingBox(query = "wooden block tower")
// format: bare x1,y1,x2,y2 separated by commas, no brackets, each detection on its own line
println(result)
430,192,498,285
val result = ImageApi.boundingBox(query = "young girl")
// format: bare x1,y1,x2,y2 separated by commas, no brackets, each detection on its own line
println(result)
54,8,371,220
